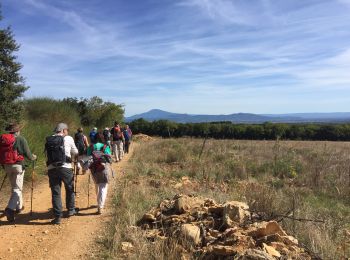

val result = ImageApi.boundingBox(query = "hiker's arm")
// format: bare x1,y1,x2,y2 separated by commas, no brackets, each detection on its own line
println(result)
68,136,78,157
83,135,89,147
86,146,92,156
17,137,36,161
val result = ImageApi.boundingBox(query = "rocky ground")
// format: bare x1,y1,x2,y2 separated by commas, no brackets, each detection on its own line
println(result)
134,194,318,259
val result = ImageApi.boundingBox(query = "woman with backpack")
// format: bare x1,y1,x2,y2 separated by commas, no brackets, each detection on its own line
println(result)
86,133,112,214
0,123,37,222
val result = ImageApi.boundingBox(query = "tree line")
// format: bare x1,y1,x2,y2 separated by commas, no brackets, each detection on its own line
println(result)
129,119,350,141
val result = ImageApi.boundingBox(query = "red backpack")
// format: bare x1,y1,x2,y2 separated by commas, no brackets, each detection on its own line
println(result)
89,144,108,172
112,127,123,140
0,134,24,165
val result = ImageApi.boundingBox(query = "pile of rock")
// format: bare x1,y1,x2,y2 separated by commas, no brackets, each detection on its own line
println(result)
133,133,153,142
137,194,314,259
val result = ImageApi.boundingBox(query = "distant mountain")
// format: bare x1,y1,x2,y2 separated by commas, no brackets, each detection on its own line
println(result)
125,109,350,124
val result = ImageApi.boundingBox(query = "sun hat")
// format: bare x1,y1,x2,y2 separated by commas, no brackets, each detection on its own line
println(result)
5,123,21,133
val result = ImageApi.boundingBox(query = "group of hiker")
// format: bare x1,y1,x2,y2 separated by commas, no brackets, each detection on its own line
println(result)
0,121,132,225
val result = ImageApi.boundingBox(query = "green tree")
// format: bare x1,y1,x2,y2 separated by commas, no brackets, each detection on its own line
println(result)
0,9,28,128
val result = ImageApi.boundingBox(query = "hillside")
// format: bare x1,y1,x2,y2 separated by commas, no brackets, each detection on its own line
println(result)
125,109,350,123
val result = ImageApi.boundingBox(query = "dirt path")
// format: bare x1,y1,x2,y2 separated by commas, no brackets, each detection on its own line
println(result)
0,149,132,260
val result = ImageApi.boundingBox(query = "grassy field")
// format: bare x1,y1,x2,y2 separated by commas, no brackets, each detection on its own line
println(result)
103,138,350,259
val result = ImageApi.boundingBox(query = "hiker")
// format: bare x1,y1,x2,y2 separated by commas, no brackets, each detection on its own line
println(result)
74,127,89,175
86,133,112,214
89,127,98,144
74,127,89,156
45,123,78,224
125,125,132,152
126,125,132,140
102,127,111,148
0,123,37,222
110,122,124,162
122,126,130,154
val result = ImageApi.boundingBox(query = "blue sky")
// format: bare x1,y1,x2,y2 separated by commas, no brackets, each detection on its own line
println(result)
1,0,350,116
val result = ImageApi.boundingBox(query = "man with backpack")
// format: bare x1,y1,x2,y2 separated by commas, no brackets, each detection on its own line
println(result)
0,123,37,222
110,122,124,162
86,133,112,214
74,127,89,175
122,126,130,154
45,123,78,224
74,127,89,156
102,127,111,148
89,127,98,144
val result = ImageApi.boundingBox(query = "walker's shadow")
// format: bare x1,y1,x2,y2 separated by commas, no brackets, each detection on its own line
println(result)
0,209,53,226
76,205,100,216
0,205,101,225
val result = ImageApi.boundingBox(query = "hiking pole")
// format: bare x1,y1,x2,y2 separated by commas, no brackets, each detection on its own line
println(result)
0,172,7,192
87,173,90,207
30,160,35,216
74,159,78,196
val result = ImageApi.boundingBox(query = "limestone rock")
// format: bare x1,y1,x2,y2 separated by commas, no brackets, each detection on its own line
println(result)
262,243,281,257
223,201,250,226
210,245,237,256
175,195,203,214
180,224,201,246
237,249,275,260
142,213,156,222
248,221,287,238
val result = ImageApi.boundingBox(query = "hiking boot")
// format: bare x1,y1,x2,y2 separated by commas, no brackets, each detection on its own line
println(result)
5,208,15,222
67,209,77,217
51,217,61,225
15,206,25,214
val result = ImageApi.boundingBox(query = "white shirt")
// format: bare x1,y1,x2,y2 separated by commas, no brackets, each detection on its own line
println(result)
47,134,79,170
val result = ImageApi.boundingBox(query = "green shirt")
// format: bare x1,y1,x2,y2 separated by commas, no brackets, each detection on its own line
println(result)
14,135,34,165
86,143,111,156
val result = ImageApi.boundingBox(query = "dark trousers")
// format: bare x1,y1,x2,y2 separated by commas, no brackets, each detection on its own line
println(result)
48,167,75,217
124,140,130,153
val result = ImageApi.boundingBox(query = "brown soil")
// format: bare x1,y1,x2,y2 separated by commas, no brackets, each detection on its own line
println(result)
0,149,132,260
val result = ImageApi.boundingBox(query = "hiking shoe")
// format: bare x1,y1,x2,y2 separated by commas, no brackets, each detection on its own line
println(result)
67,209,77,217
15,206,25,214
5,208,15,222
51,217,61,225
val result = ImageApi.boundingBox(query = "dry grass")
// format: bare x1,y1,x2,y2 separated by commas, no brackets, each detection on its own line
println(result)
102,138,350,259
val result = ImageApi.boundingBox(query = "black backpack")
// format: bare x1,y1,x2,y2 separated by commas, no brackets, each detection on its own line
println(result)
74,132,85,155
103,129,110,141
45,135,71,167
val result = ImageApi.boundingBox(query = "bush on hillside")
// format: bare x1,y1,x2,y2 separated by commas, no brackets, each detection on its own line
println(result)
25,97,81,130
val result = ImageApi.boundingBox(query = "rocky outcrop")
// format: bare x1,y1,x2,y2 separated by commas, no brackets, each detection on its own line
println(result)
137,194,314,259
